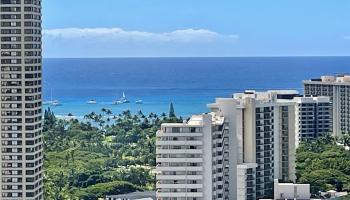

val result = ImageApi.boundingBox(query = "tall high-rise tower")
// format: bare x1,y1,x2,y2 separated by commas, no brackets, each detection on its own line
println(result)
0,0,43,199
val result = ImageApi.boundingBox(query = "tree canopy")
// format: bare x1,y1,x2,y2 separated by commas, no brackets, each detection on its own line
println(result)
44,108,181,200
296,135,350,196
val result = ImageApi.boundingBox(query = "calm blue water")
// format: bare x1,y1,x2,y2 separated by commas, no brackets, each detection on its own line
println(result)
43,57,350,117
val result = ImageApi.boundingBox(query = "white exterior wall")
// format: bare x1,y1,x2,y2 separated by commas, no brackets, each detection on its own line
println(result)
287,106,297,182
208,98,238,200
157,91,299,200
156,121,208,200
241,98,256,164
274,179,310,200
157,98,238,200
202,115,213,199
237,164,257,200
235,90,298,199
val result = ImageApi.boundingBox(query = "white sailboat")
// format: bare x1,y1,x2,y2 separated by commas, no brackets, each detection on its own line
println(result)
121,92,130,103
112,92,130,105
43,89,54,105
44,89,62,106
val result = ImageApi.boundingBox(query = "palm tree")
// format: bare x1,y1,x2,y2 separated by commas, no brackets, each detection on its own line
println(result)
122,110,131,118
106,109,113,115
137,110,144,117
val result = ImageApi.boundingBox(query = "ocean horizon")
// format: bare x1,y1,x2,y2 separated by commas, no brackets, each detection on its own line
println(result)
43,56,350,118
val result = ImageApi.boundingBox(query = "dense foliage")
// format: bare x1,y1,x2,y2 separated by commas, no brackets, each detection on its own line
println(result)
296,135,350,196
44,107,182,200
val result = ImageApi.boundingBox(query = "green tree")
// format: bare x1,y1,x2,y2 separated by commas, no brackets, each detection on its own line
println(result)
296,136,350,195
341,133,350,148
169,102,176,118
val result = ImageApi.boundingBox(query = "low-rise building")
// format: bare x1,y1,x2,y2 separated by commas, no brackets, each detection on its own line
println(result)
237,164,258,200
105,191,156,200
273,179,310,200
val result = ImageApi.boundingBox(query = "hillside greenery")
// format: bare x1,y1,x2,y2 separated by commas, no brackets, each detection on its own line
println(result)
44,107,182,200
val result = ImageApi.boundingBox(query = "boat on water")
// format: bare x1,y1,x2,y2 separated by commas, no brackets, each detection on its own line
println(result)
87,99,97,104
112,100,123,105
44,100,62,106
135,100,143,104
44,89,62,106
51,100,62,106
43,101,53,105
112,92,130,105
120,92,130,103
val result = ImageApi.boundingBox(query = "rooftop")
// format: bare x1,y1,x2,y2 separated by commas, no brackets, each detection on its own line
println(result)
162,112,224,127
105,192,156,200
277,96,331,104
234,90,300,104
304,75,350,84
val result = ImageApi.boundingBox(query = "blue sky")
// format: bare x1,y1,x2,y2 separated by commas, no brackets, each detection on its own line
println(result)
43,0,350,57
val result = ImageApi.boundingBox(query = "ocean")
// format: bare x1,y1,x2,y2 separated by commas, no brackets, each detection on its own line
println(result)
43,57,350,118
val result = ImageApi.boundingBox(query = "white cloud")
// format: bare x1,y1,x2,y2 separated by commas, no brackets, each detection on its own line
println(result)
42,27,240,57
43,27,239,43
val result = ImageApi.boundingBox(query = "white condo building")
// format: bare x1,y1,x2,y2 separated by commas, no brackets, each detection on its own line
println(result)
156,90,305,200
304,75,350,137
156,98,237,200
0,0,43,199
234,90,297,199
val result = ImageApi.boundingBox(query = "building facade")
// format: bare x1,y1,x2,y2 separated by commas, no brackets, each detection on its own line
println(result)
0,0,43,199
304,75,350,137
291,96,332,145
156,91,300,200
156,98,237,200
105,192,156,200
234,90,297,199
273,179,310,200
236,164,257,200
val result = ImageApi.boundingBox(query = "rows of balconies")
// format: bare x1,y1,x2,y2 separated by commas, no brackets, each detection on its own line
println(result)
157,157,203,163
156,132,203,137
157,149,203,154
157,175,203,181
156,192,203,198
156,183,203,189
157,140,203,146
156,166,203,172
